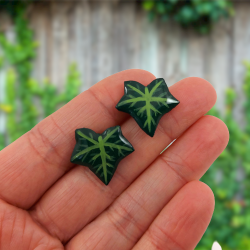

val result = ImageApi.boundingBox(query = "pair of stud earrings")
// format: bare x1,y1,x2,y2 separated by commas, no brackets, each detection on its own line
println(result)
70,78,180,185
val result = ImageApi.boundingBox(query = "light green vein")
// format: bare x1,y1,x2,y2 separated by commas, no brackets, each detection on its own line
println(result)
98,136,108,184
71,144,99,160
103,126,119,143
116,97,145,107
149,80,163,97
151,97,167,102
77,130,98,145
127,84,145,96
104,143,133,151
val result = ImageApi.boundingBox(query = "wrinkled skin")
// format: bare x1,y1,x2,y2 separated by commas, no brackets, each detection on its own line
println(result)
0,69,229,250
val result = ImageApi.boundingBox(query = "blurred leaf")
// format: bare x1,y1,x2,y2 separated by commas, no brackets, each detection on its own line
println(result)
0,104,13,113
141,0,234,34
142,1,154,11
156,2,166,14
195,2,213,15
168,0,178,4
148,11,155,22
0,5,82,143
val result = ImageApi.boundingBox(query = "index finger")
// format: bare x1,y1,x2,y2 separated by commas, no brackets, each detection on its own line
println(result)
0,69,155,209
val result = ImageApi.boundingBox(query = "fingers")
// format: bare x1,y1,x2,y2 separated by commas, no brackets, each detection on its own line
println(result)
0,199,63,250
29,78,217,243
0,69,155,209
65,115,228,250
132,181,215,250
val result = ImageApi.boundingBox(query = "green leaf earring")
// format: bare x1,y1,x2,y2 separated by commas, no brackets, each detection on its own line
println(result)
70,126,134,185
116,78,180,137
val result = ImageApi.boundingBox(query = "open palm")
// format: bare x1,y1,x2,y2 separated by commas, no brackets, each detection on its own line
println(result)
0,69,228,250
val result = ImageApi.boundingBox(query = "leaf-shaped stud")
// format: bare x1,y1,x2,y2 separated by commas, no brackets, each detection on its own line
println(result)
70,126,134,185
116,78,180,137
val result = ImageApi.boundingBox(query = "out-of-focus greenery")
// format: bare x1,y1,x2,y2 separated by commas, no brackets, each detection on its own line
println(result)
0,6,81,150
0,6,38,143
196,62,250,249
0,0,235,35
142,0,234,34
0,0,39,16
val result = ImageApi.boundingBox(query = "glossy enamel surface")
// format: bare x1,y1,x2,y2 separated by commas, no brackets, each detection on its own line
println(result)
116,78,180,137
70,126,134,185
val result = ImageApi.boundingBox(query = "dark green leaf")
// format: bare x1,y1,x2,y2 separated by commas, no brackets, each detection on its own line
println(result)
71,126,134,185
116,78,179,137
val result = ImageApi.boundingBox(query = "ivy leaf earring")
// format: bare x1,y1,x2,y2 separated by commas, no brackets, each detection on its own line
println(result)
70,126,134,185
116,78,180,137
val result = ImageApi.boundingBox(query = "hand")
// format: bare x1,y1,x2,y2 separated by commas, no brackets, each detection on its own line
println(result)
0,69,228,250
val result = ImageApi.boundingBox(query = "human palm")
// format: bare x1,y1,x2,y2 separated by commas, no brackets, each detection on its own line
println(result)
0,69,228,250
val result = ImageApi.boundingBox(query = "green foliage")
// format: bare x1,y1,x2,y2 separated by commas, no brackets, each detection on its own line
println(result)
0,57,3,68
0,0,39,16
0,134,4,150
196,63,250,249
142,0,234,34
0,6,39,140
3,69,17,143
29,64,81,118
0,6,81,147
116,79,179,137
1,0,234,35
71,126,134,185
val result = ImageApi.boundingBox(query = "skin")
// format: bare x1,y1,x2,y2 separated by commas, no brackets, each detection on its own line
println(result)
0,69,229,250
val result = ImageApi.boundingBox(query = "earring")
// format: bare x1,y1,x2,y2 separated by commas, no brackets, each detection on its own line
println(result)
116,78,179,137
70,126,134,185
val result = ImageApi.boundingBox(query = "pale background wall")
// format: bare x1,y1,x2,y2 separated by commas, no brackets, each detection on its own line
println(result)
1,0,250,124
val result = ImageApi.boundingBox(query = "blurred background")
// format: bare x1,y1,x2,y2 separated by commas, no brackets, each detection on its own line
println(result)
0,0,250,249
